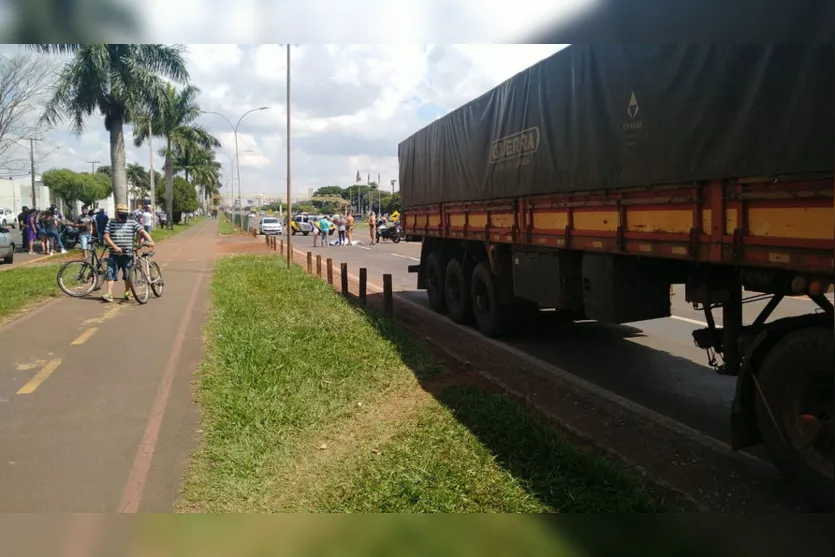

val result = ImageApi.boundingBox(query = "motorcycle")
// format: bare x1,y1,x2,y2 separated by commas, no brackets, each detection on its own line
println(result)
376,222,402,244
60,222,79,249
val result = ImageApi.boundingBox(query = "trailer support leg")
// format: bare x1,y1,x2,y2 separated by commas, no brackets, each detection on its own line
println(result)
722,282,743,377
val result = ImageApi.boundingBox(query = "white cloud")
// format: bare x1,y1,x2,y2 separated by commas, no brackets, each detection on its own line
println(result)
1,43,567,203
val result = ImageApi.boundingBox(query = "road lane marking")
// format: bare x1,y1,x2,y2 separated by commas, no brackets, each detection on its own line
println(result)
71,327,98,345
391,253,419,261
357,246,370,250
17,359,63,395
670,315,708,326
118,255,207,513
82,305,122,325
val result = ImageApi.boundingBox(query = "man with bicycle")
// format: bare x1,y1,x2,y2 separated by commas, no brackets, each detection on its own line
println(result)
101,203,154,302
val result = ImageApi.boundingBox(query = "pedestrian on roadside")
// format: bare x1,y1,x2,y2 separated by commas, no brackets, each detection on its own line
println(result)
23,207,36,254
37,209,51,253
141,205,153,235
367,211,376,244
94,208,109,244
45,206,67,255
101,203,154,303
336,214,347,246
318,215,331,247
345,212,355,244
76,207,92,251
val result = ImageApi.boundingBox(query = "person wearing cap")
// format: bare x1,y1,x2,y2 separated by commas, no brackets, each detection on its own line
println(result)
101,203,154,302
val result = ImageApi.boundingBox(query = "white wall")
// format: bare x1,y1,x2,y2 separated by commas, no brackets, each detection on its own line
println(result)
0,176,53,214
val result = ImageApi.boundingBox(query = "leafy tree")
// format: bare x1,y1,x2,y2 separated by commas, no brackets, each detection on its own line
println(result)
96,165,111,177
42,168,111,207
313,185,344,198
32,44,189,207
154,175,198,224
292,202,316,215
126,162,150,198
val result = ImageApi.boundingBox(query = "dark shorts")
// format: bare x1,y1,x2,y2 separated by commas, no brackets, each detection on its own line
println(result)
106,253,133,281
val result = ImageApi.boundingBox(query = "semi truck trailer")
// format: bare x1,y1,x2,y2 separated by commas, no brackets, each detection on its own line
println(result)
399,45,833,510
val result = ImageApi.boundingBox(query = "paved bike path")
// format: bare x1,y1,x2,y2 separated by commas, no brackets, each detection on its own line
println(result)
0,218,217,512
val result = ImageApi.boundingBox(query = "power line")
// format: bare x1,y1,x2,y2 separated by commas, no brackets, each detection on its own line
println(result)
86,159,100,173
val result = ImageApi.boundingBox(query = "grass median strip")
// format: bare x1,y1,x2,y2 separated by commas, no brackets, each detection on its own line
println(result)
179,255,673,512
218,215,238,235
0,264,60,322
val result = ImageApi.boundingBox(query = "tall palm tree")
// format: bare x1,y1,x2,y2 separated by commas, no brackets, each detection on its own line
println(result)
132,83,219,227
31,44,189,207
190,151,222,212
126,162,149,202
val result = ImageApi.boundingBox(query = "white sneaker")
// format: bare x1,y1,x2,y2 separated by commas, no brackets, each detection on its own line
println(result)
60,249,67,254
49,251,54,255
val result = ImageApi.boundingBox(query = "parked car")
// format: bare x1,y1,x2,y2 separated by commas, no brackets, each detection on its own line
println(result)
0,208,15,228
259,217,283,235
0,225,15,264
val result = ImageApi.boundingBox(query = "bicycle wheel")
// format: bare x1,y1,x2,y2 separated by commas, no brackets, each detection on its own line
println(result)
57,260,98,297
148,261,164,297
129,264,150,304
94,260,107,291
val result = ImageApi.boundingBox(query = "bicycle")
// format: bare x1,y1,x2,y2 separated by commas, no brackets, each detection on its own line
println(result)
127,243,164,304
56,237,109,297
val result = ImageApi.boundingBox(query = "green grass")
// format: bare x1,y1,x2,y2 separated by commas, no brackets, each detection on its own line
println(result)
217,215,238,235
0,264,60,322
179,255,672,513
152,216,206,243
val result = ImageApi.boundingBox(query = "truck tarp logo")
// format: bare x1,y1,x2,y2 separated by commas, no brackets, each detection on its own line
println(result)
627,92,639,119
490,127,541,164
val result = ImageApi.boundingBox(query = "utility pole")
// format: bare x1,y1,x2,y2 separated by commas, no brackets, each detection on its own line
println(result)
29,139,36,208
87,160,100,173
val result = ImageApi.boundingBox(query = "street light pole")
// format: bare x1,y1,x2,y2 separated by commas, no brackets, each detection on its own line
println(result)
286,44,292,268
201,107,270,224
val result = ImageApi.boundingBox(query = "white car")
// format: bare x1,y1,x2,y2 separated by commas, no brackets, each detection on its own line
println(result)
0,224,15,264
0,208,16,228
259,217,283,235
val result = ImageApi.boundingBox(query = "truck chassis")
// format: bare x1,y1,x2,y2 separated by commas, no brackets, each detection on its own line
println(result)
405,176,834,510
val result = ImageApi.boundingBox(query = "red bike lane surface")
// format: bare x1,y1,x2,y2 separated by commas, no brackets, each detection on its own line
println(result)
0,218,217,512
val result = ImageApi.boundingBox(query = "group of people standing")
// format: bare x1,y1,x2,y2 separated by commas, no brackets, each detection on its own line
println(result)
17,205,70,255
312,213,354,247
16,203,159,256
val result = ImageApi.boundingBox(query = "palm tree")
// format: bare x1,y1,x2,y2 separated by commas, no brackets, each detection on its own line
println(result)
190,151,222,212
132,83,219,227
31,44,189,207
126,162,149,203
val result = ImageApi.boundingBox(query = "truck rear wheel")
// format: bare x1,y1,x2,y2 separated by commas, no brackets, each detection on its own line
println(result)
425,252,446,313
754,327,833,511
444,258,471,324
470,262,510,338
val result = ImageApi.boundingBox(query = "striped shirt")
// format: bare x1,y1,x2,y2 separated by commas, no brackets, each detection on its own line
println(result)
105,218,142,251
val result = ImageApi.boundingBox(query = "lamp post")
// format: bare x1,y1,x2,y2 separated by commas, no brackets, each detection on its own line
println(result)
231,149,254,212
286,44,292,268
201,107,270,222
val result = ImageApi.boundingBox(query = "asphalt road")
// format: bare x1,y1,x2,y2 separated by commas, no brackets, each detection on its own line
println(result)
0,228,63,269
289,235,828,459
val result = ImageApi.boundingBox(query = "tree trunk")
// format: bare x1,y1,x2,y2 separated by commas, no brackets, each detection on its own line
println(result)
165,138,174,230
110,118,128,207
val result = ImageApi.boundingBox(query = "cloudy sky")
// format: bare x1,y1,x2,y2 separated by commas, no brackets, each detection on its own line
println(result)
2,44,566,202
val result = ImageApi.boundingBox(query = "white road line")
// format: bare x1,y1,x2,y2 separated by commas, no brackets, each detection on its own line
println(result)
670,315,708,326
357,246,371,250
391,253,419,261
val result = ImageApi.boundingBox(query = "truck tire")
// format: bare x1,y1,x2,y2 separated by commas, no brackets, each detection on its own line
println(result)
425,252,446,313
444,258,471,324
470,262,510,338
754,327,833,511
